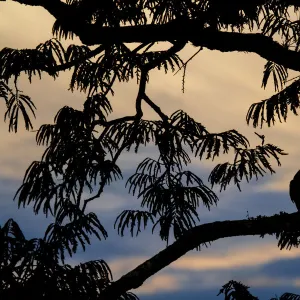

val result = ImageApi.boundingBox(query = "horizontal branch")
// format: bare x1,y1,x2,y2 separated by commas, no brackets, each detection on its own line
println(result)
10,0,300,72
102,211,300,299
80,25,300,72
190,29,300,72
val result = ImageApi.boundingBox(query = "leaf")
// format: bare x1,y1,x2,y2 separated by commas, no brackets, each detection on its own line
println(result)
262,61,288,92
4,93,36,132
247,79,300,128
209,143,287,191
114,210,155,237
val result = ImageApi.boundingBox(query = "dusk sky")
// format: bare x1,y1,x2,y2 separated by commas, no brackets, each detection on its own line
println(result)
1,2,300,299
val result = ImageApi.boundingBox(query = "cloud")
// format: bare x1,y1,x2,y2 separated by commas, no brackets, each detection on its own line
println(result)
107,257,186,295
0,2,54,47
85,191,132,213
172,244,300,272
246,276,291,288
292,278,300,287
108,241,300,277
137,274,185,295
104,239,300,295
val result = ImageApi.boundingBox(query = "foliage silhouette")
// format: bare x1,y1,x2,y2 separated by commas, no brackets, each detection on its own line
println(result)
1,0,300,299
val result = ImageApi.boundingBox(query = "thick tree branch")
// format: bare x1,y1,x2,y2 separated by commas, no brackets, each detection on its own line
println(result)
9,0,300,72
102,212,300,299
190,30,300,72
80,26,300,72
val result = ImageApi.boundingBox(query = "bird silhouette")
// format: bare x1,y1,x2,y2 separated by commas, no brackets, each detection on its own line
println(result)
289,170,300,211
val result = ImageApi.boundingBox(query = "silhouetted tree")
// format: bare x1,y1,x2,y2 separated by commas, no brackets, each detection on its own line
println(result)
1,0,300,299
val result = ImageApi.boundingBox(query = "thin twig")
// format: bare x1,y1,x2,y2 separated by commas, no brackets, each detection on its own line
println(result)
143,94,168,122
174,47,202,76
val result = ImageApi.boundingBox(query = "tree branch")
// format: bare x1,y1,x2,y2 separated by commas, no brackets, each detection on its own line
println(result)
92,115,137,127
8,1,300,72
190,29,300,72
143,94,169,122
102,212,300,299
82,70,148,212
79,26,300,72
12,0,300,23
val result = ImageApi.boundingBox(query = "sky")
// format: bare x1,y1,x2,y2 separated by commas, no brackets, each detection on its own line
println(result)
1,1,300,299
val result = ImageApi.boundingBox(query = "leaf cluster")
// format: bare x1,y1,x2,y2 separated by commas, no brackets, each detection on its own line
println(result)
247,79,300,128
111,110,285,242
217,280,258,300
10,84,286,252
53,0,297,35
219,279,300,300
0,219,137,300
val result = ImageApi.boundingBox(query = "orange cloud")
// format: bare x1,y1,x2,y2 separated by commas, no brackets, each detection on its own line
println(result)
172,244,300,271
109,242,300,278
106,241,300,294
137,274,184,295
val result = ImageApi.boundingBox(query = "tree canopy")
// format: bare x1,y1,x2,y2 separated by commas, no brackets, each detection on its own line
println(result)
1,0,300,299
